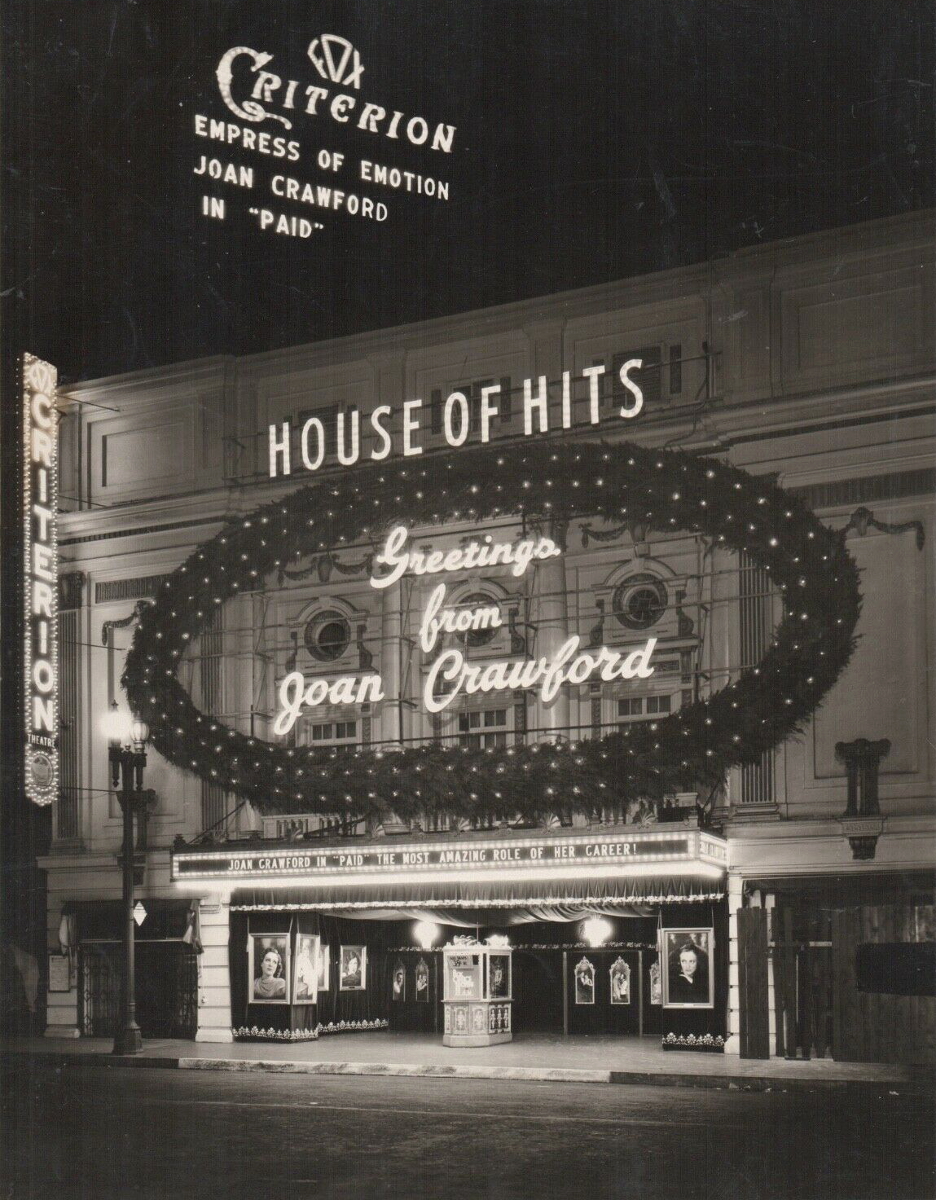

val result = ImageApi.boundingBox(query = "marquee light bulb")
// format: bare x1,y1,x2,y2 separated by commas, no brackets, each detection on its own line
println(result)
582,917,613,947
413,920,441,949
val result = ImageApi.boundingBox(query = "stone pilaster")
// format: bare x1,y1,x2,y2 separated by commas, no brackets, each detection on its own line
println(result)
194,897,233,1043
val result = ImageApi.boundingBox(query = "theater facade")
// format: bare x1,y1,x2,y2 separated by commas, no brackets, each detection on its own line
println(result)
38,209,936,1063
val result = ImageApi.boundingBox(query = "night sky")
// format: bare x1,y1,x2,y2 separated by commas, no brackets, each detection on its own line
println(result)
2,0,933,385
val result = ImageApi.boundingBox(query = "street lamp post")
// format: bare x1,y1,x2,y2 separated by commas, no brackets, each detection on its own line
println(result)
102,704,155,1056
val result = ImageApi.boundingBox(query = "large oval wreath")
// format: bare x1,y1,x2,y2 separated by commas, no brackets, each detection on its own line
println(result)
123,440,860,821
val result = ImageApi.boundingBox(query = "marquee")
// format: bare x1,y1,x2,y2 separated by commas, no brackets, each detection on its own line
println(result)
172,828,727,885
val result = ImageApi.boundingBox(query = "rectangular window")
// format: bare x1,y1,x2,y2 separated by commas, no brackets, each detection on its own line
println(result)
310,720,357,745
458,708,508,749
617,694,672,724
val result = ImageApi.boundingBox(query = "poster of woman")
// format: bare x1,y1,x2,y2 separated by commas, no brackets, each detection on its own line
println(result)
339,946,366,991
414,958,429,1002
292,934,320,1003
392,960,406,1001
488,955,510,1000
574,958,595,1005
249,935,290,1004
661,929,714,1008
609,957,631,1006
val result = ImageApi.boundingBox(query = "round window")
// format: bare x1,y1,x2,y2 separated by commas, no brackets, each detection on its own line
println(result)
458,593,500,649
612,574,668,631
304,610,351,662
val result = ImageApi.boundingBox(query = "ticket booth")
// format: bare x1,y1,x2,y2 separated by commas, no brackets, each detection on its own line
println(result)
442,944,513,1046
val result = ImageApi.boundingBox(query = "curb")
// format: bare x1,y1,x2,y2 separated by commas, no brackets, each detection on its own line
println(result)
179,1058,613,1085
4,1049,931,1095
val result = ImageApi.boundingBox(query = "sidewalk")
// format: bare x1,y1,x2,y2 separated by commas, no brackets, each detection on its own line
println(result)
4,1031,932,1094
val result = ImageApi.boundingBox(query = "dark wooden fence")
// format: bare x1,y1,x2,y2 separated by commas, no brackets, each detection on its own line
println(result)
737,907,770,1058
830,905,935,1065
768,903,935,1064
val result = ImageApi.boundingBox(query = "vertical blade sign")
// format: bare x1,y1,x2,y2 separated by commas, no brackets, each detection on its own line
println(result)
23,353,59,806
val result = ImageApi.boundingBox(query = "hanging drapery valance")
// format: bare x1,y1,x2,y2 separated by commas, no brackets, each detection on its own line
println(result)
230,873,724,919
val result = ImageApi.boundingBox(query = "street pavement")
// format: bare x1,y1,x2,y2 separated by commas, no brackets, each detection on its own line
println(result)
1,1058,932,1200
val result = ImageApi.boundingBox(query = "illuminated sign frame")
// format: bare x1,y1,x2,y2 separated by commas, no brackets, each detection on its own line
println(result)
22,353,60,805
171,828,728,885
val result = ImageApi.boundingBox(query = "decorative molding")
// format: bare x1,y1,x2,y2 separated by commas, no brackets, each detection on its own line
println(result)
788,468,935,513
835,738,891,817
101,600,153,646
581,516,649,550
278,549,374,585
356,622,373,671
62,514,224,548
843,816,885,861
675,589,695,636
507,604,531,655
840,505,924,550
587,599,605,648
95,574,170,604
59,572,86,611
842,816,884,863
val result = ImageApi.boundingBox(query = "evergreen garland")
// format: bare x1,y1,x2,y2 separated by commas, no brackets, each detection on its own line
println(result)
123,440,860,822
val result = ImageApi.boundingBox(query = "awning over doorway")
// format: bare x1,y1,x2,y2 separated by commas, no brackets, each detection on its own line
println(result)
68,898,194,941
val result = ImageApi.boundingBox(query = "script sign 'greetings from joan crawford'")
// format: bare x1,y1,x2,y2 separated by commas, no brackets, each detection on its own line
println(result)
273,523,657,736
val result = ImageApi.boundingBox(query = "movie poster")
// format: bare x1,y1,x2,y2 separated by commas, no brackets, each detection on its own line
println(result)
3,3,933,1197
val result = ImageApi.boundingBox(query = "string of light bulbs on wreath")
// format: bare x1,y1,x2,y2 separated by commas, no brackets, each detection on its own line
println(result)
123,440,860,822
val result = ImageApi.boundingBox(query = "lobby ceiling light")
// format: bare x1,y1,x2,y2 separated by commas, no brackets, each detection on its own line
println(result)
582,916,613,947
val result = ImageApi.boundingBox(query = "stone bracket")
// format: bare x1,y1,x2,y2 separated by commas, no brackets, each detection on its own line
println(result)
841,816,884,861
